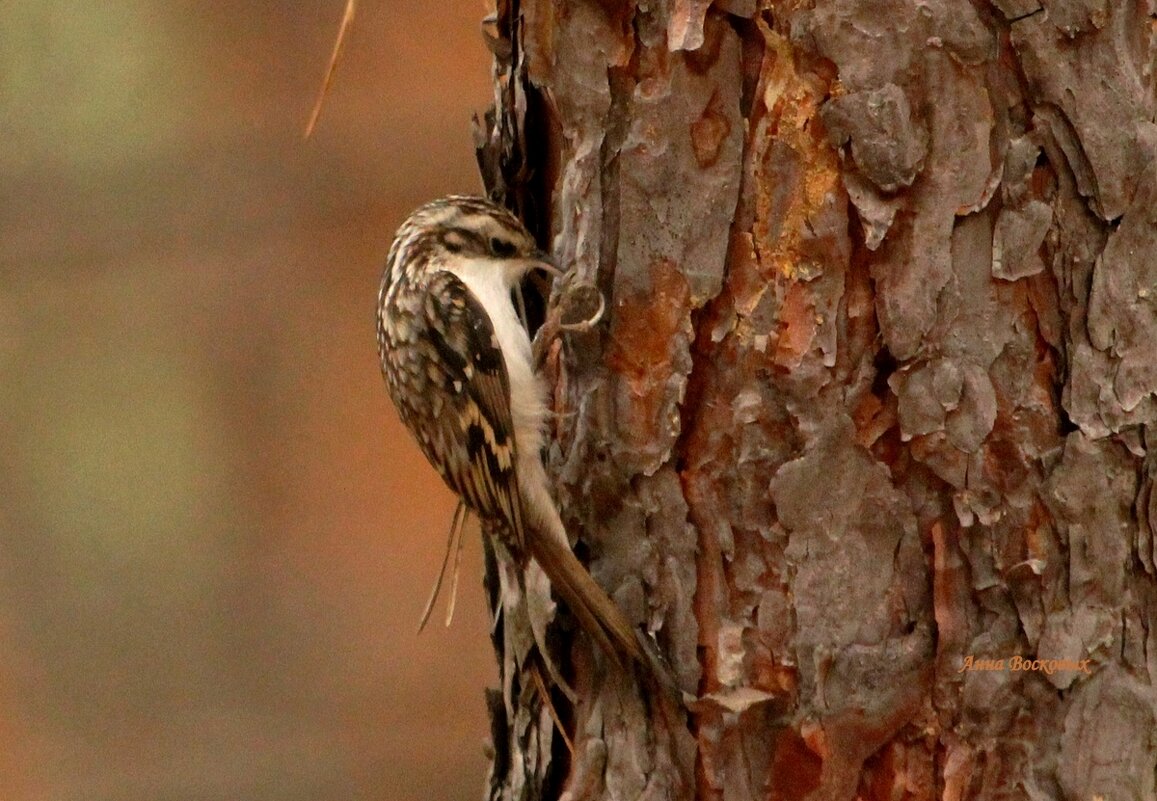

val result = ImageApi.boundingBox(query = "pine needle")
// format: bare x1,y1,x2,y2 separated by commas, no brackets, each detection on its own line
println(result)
418,501,468,633
444,502,470,628
304,0,357,139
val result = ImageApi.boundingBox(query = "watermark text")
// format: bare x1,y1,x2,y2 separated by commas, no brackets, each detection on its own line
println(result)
958,655,1092,675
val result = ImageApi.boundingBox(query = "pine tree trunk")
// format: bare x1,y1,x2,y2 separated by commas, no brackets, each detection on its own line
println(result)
477,2,1157,799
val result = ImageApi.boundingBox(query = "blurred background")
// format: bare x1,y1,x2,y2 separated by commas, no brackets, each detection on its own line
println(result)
0,2,499,799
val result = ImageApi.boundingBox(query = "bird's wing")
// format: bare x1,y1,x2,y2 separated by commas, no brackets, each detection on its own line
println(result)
419,270,526,552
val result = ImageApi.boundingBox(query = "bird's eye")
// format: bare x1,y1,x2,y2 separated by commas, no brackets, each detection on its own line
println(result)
490,237,518,258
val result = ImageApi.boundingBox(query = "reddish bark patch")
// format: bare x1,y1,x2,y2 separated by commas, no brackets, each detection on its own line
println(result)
605,259,692,451
607,259,691,389
773,281,816,368
767,728,824,800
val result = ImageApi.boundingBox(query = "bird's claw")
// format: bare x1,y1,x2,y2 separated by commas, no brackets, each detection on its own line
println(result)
557,286,605,333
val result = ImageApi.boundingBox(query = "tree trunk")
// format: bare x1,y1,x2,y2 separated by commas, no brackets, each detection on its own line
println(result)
476,1,1157,800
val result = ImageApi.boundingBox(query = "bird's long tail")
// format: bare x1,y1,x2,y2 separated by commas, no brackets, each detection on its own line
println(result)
525,528,645,666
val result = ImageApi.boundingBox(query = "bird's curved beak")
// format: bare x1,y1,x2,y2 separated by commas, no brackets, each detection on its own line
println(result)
528,250,562,279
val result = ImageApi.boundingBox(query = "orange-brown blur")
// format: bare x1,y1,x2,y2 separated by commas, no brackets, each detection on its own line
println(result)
0,3,498,799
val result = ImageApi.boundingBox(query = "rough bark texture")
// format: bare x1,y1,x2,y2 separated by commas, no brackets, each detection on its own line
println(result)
478,1,1157,800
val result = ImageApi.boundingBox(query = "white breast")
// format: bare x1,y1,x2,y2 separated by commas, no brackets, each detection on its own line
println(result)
445,259,570,549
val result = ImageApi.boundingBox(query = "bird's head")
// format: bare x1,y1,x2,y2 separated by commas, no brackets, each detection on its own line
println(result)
388,196,557,288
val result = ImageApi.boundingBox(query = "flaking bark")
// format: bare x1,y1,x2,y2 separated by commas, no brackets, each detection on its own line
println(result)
477,1,1157,800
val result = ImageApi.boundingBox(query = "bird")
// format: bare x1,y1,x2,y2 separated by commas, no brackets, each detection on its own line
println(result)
375,195,645,668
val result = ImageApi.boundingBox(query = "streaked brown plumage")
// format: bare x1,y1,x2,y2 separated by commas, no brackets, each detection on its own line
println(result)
376,195,644,666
